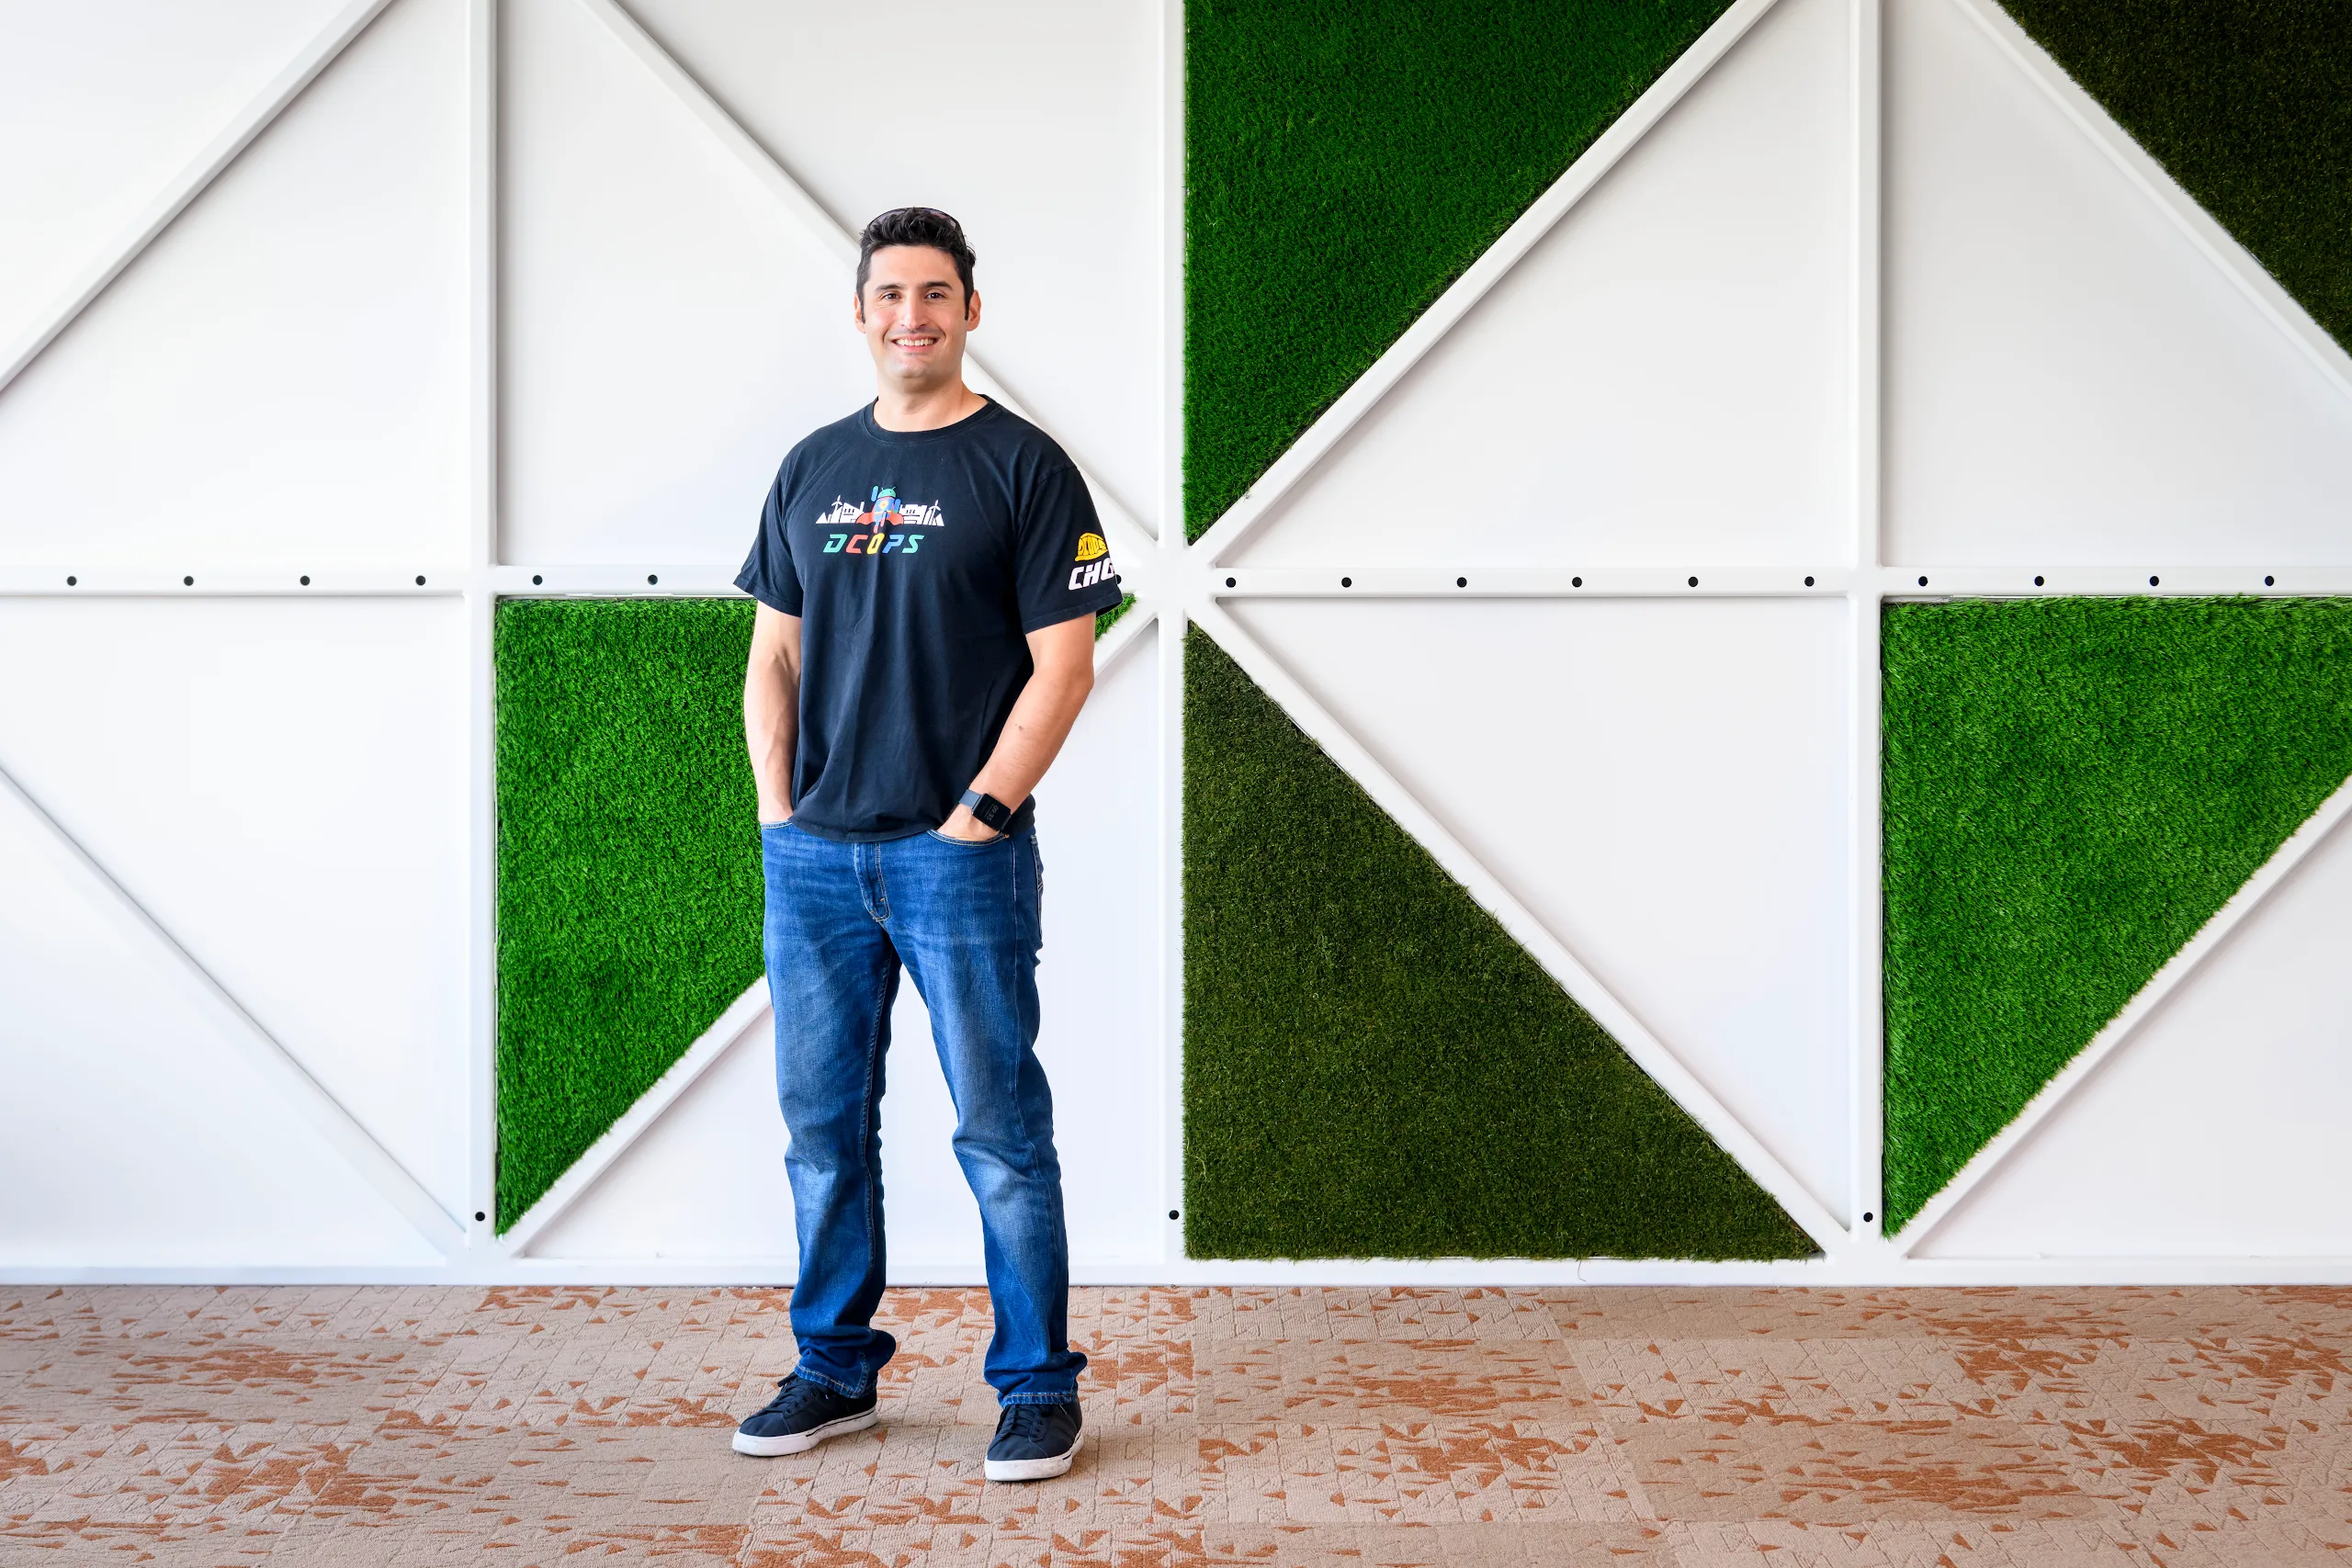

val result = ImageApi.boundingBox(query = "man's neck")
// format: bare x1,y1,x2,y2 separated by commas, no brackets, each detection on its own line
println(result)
872,378,988,433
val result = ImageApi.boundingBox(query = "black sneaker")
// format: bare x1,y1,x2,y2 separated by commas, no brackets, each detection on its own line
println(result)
730,1374,878,1457
984,1400,1082,1482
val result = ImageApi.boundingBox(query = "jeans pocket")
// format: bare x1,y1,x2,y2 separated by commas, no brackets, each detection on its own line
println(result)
925,828,1004,848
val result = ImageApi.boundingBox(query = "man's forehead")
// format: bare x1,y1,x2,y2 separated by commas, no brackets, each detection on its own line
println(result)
863,244,962,288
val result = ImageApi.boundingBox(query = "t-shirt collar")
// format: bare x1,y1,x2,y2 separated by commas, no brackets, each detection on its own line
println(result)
857,394,1002,446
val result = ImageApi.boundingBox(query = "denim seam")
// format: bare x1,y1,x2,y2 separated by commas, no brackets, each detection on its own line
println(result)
1027,834,1044,952
793,1364,867,1399
858,961,890,1314
863,843,891,925
998,1391,1078,1405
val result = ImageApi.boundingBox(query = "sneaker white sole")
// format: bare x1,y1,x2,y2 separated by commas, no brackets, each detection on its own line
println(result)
983,1428,1082,1483
730,1407,877,1457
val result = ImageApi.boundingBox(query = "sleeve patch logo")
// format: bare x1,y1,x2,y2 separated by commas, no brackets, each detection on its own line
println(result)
1074,533,1109,562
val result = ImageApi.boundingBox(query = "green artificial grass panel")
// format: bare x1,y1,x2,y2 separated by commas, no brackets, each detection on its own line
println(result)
495,599,763,1230
1882,597,2352,1233
1095,593,1136,638
1182,628,1812,1260
1993,0,2352,354
1183,0,1733,539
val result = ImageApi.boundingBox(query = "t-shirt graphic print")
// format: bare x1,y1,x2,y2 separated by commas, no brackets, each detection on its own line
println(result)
735,399,1124,841
819,486,945,556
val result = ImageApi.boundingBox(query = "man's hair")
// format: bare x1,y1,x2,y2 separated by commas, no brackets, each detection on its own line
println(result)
854,207,978,305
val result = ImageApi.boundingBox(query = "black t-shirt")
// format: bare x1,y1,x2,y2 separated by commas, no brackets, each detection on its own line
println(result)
735,398,1125,841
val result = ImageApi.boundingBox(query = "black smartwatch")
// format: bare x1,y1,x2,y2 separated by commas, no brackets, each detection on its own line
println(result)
960,788,1014,832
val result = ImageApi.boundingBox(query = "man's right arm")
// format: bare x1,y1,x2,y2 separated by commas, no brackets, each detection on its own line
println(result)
745,603,802,824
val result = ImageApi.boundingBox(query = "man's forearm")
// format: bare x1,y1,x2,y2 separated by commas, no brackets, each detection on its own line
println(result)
967,660,1092,811
745,605,804,822
744,661,798,824
940,613,1098,837
745,681,797,822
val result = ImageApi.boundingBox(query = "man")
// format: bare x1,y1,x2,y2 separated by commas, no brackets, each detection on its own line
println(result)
729,208,1121,1483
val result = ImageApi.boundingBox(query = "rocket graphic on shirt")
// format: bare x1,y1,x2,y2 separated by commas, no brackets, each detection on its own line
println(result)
819,486,944,556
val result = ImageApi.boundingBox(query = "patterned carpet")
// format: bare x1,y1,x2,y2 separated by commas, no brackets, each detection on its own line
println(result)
4,1284,2350,1565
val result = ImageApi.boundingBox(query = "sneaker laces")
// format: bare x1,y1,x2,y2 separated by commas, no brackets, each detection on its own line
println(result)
757,1375,832,1417
999,1403,1056,1446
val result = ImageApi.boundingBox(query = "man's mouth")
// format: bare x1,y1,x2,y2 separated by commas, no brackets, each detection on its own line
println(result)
890,333,940,351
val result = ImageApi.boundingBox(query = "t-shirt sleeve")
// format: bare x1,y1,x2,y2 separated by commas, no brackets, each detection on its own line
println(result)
1014,458,1125,633
734,459,804,615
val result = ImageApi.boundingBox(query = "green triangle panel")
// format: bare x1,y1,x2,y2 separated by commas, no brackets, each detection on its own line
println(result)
1182,627,1814,1260
1993,0,2352,354
494,599,764,1230
1183,0,1735,540
495,595,1135,1229
1882,598,2352,1233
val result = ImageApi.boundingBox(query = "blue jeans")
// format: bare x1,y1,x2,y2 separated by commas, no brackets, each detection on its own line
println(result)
760,819,1085,1405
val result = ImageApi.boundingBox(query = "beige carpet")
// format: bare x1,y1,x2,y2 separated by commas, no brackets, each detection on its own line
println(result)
5,1284,2350,1564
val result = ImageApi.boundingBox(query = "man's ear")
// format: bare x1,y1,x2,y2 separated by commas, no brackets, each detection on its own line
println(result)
964,289,982,331
852,290,865,327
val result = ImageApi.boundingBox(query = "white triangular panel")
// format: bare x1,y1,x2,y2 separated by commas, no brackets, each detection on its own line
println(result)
524,1006,800,1263
531,643,1163,1270
0,0,350,354
499,0,872,566
0,0,469,570
0,600,471,1217
1231,0,1851,570
0,785,440,1269
1228,599,1852,1223
624,0,1164,527
531,966,980,1267
1884,0,2352,567
1918,807,2352,1260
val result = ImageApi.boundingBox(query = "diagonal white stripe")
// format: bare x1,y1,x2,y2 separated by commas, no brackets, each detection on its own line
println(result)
571,0,1161,584
1190,604,1849,1257
1893,773,2352,1255
0,0,399,403
500,979,775,1256
0,760,465,1258
1170,0,1860,1259
1944,0,2352,409
497,604,1159,1254
1186,0,1788,566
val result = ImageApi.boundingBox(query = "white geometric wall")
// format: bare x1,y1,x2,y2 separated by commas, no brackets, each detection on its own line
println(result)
3,0,2348,1283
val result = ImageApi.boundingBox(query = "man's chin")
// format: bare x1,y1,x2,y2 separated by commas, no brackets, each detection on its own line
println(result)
881,361,957,392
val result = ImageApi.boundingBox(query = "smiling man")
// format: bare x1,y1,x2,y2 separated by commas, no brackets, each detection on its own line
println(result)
729,209,1121,1482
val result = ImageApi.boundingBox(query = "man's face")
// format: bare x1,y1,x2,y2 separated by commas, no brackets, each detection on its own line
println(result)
854,245,979,391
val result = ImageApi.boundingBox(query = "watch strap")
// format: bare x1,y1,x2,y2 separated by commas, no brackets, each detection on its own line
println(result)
960,788,1013,831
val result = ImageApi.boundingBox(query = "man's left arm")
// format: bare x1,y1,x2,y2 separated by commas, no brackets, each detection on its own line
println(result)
934,614,1095,840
